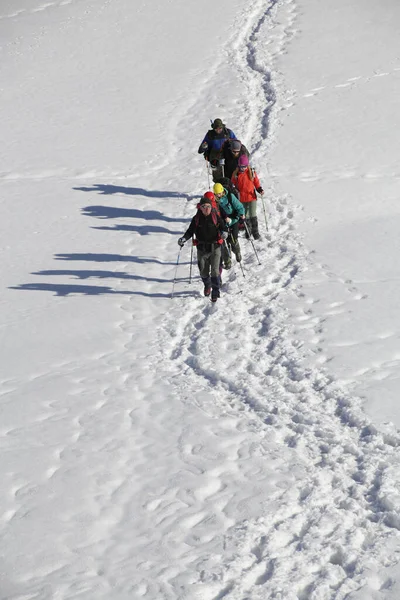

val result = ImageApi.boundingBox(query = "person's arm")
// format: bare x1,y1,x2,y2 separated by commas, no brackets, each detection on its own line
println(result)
253,171,264,195
198,133,210,155
178,217,196,245
217,213,228,233
232,196,245,217
221,139,229,158
219,205,229,223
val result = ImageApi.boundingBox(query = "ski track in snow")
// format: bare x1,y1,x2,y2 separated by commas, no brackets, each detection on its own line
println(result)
301,66,400,99
3,1,400,599
0,0,103,21
156,1,400,599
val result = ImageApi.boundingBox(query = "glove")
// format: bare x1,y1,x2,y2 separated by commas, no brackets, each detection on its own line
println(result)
221,231,228,240
201,142,208,150
239,214,245,221
256,187,264,195
219,158,225,166
226,217,232,225
178,237,186,247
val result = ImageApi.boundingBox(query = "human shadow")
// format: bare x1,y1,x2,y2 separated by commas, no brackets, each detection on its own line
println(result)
54,253,191,266
82,205,188,223
33,269,193,284
91,224,182,235
74,183,193,201
10,283,195,298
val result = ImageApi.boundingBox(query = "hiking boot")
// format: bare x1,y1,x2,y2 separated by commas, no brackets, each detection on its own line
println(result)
250,217,260,240
211,289,220,303
204,286,211,297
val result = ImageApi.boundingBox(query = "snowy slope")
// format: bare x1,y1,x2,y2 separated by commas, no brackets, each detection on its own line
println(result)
2,1,400,599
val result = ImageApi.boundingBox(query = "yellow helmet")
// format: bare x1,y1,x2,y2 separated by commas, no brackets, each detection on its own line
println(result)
213,183,224,195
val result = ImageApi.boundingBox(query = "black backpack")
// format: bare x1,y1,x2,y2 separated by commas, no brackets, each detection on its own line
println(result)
214,176,240,200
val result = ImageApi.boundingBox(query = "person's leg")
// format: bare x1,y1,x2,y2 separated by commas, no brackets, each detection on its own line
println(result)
212,165,224,182
210,246,222,300
229,223,241,261
221,241,231,269
248,200,260,239
197,248,211,293
244,203,252,238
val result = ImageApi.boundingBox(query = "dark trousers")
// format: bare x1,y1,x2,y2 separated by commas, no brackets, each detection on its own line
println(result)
197,244,222,294
228,223,242,260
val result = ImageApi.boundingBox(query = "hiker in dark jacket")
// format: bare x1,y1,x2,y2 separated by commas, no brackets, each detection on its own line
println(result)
198,118,237,182
178,196,228,302
221,139,250,179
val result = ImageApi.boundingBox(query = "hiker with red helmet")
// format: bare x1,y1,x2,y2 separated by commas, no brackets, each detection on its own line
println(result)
201,191,219,212
198,118,237,182
220,138,249,179
197,191,228,283
178,196,228,303
232,154,264,240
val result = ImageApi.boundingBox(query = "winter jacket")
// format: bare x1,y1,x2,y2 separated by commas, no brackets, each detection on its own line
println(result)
231,167,262,203
221,141,249,179
182,208,228,247
198,127,237,162
217,189,245,226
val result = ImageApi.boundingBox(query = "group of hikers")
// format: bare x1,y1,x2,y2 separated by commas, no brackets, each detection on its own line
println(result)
177,118,265,303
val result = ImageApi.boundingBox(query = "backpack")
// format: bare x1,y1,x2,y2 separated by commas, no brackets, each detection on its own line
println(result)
208,126,231,141
214,176,239,200
193,207,223,246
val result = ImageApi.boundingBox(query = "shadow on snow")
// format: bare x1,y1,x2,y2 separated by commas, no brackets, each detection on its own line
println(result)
9,283,194,298
11,184,193,296
91,224,182,235
32,269,193,284
74,183,193,201
53,253,190,266
82,204,188,223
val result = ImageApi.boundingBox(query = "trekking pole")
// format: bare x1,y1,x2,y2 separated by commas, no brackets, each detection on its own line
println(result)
243,221,261,265
223,239,231,263
219,158,225,179
260,194,269,232
205,159,211,190
171,247,182,299
189,242,193,283
230,234,245,278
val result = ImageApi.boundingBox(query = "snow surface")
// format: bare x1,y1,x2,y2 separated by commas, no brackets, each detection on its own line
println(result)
2,0,400,599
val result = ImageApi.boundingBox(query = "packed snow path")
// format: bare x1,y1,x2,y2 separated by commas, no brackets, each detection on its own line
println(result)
2,0,400,599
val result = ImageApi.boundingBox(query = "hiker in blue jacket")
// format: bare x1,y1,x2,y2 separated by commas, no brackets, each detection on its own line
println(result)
198,118,237,182
213,182,245,267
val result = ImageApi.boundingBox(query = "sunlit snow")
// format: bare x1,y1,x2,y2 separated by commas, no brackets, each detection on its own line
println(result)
2,0,400,599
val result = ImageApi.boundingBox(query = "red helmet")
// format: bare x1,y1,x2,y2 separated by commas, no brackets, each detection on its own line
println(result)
203,191,215,202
